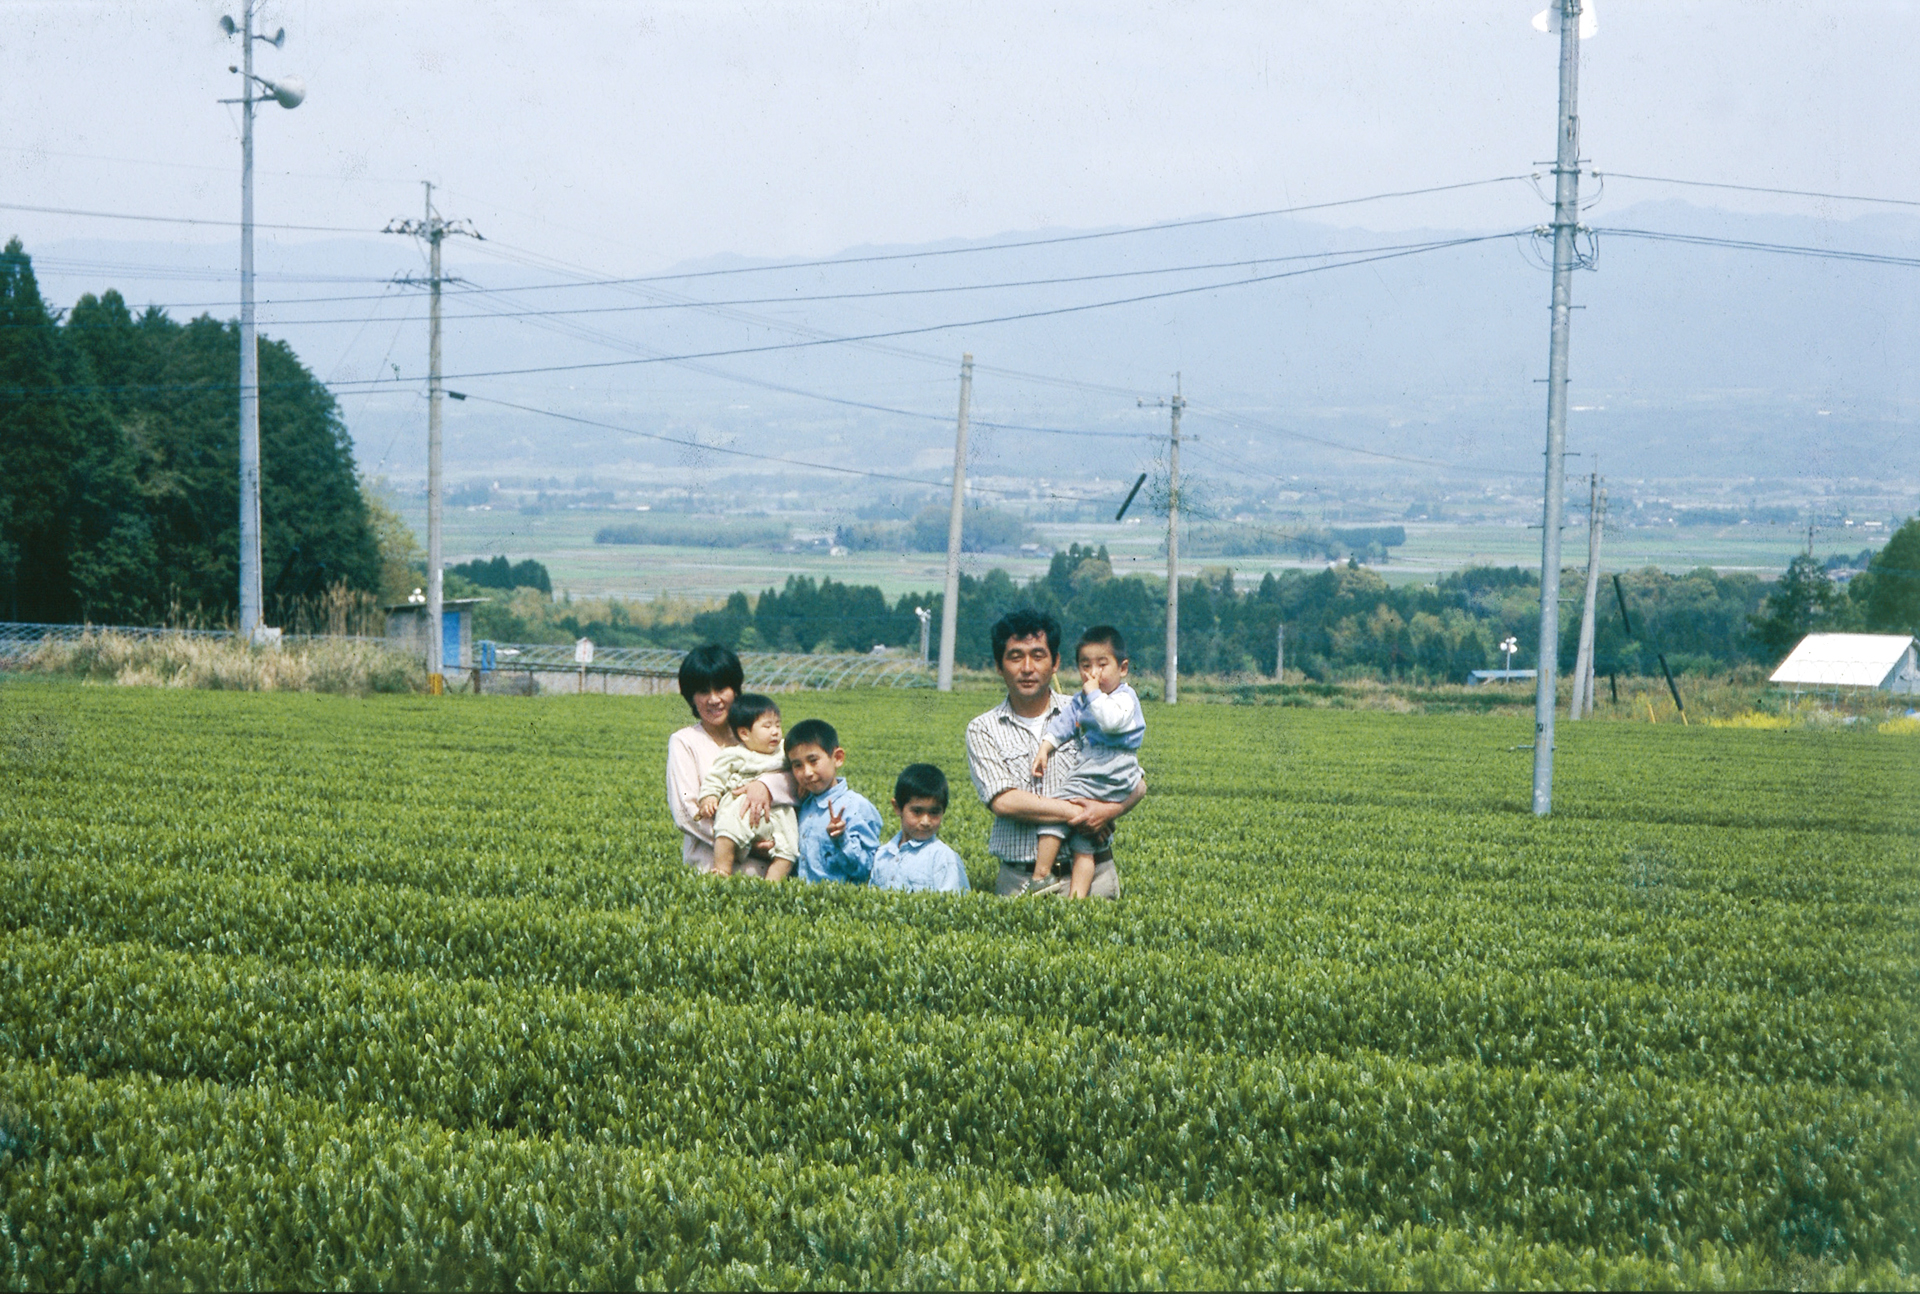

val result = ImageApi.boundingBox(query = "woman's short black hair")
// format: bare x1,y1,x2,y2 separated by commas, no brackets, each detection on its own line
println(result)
678,643,744,717
990,608,1061,665
893,763,950,810
726,692,780,737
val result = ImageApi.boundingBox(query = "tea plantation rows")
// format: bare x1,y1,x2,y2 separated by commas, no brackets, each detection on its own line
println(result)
1,681,1914,1289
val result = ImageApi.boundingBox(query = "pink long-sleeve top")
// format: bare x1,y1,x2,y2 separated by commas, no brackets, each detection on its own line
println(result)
666,723,798,869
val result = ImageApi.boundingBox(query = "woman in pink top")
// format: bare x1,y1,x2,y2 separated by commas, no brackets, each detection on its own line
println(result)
666,644,797,875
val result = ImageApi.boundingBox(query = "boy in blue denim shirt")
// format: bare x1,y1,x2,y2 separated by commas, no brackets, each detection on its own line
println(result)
870,764,970,894
785,718,882,884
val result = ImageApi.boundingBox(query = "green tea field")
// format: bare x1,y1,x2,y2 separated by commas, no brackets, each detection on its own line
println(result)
1,681,1915,1289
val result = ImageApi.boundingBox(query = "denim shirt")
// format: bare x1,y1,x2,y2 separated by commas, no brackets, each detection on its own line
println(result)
869,832,971,894
794,778,881,884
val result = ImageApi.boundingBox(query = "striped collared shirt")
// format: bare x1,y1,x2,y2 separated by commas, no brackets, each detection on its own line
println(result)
965,692,1081,864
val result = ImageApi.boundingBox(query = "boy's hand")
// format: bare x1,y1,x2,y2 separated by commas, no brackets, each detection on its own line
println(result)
1030,743,1053,780
1082,674,1102,695
696,795,719,820
826,799,845,839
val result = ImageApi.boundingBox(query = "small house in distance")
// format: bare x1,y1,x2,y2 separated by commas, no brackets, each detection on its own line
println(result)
385,598,488,670
1770,633,1920,695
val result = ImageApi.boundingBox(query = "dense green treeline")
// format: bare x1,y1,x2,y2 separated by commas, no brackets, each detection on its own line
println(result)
663,530,1914,678
0,240,380,624
468,521,1919,680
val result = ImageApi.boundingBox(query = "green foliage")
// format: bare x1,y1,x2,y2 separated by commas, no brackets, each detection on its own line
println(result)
593,515,792,547
1750,555,1850,659
1850,516,1920,636
447,554,552,595
0,241,382,624
0,685,1915,1285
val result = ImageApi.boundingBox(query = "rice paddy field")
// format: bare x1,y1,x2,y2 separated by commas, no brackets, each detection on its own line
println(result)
1,679,1915,1289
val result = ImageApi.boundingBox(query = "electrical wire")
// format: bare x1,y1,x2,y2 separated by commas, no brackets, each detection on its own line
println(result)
171,234,1512,325
1591,227,1920,269
451,392,1117,503
461,176,1538,289
360,232,1527,386
0,200,377,235
1591,171,1920,209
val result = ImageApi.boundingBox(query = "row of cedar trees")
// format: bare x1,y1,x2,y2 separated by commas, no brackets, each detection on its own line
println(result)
0,239,384,626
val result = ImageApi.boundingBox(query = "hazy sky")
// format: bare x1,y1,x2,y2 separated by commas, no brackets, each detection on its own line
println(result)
3,1,1917,271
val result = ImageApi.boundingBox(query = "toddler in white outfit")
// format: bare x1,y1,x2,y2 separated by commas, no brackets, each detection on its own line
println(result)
696,692,799,880
1028,625,1146,899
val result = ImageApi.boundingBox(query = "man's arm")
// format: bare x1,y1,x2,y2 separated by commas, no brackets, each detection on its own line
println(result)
1068,779,1146,834
986,787,1097,826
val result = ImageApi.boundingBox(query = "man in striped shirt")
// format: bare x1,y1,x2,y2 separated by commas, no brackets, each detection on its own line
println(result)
964,608,1145,898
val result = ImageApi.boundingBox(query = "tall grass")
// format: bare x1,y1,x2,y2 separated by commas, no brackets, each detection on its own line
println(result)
15,631,420,695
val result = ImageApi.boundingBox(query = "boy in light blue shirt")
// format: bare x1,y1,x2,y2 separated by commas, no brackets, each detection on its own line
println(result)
870,763,971,894
786,718,882,885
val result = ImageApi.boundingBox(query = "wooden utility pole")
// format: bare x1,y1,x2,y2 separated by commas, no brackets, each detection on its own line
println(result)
1140,375,1185,704
936,354,972,692
385,185,478,694
1531,0,1585,815
1569,473,1605,719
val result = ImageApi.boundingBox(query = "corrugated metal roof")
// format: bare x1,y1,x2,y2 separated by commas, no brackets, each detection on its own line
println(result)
1770,633,1919,688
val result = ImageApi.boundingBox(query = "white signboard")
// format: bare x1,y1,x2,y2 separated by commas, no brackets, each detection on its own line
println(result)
574,637,595,665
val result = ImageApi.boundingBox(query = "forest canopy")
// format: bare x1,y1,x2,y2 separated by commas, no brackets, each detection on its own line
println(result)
0,239,380,624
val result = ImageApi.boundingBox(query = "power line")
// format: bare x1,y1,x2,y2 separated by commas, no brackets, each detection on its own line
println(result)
452,392,1115,502
1592,170,1920,209
1591,226,1920,269
158,234,1505,325
361,232,1527,386
461,175,1538,288
0,199,377,235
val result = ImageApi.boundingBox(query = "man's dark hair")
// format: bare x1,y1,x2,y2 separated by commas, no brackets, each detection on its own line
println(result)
1077,624,1127,661
678,643,744,717
726,692,780,737
784,718,840,755
990,607,1061,664
894,763,950,810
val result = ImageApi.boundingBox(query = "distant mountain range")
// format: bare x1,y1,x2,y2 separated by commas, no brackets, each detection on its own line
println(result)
20,199,1918,494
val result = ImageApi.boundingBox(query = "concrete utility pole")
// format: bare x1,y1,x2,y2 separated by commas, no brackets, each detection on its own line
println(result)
1275,623,1285,681
219,3,303,640
1140,376,1185,704
1569,472,1605,719
386,185,478,693
1531,0,1585,815
936,354,972,691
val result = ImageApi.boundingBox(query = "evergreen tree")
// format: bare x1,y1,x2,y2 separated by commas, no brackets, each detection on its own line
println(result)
1748,555,1844,659
1850,517,1920,635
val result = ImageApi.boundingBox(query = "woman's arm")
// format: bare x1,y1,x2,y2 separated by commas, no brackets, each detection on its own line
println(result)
665,732,710,840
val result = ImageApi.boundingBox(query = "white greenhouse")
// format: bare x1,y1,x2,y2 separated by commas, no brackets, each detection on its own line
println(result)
1769,633,1920,694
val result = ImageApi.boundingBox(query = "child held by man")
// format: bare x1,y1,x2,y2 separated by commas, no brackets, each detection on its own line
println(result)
1026,625,1146,898
696,693,800,880
870,763,970,894
784,719,883,885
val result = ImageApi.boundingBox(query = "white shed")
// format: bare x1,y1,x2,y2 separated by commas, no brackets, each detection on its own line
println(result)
1769,633,1920,694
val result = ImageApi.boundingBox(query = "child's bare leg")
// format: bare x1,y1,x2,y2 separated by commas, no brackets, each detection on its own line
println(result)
1069,850,1097,898
765,856,793,883
1031,834,1062,885
712,836,738,876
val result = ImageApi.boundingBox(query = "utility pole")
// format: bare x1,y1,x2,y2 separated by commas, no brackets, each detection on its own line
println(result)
1275,623,1285,680
386,185,478,693
1140,375,1185,704
218,3,303,640
936,354,972,691
1531,0,1585,816
1569,472,1605,719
